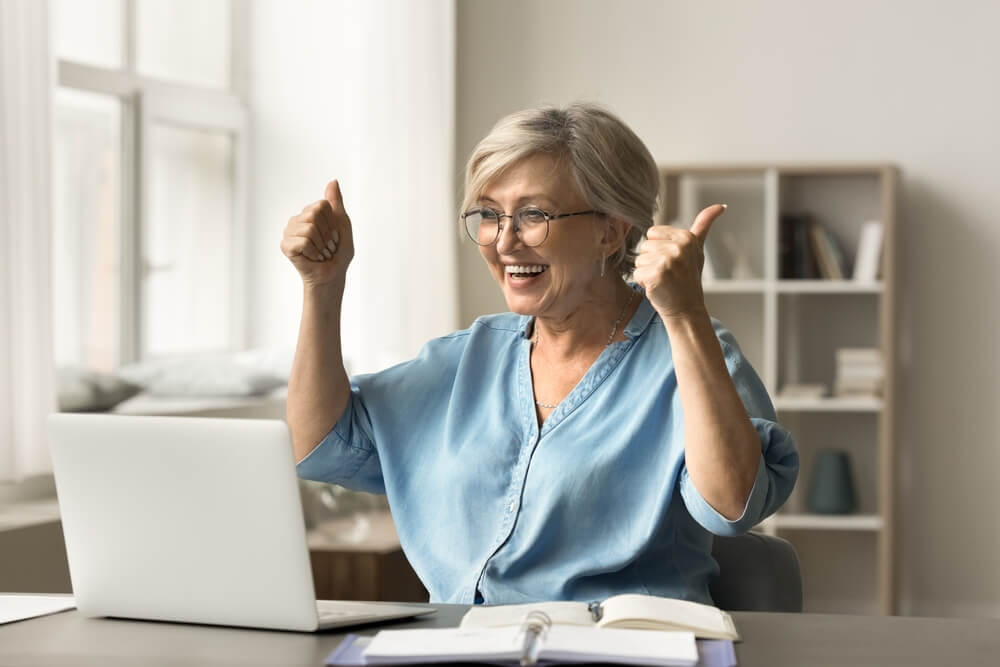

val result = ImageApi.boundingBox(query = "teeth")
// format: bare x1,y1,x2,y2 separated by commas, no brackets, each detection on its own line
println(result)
505,265,547,274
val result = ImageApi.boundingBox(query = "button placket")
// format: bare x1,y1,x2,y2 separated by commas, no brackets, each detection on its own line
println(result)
473,336,539,598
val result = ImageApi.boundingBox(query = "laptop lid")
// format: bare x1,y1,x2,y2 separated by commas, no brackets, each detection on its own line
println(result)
48,414,323,631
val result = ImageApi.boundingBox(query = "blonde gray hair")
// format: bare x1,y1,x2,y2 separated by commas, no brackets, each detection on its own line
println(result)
462,103,659,277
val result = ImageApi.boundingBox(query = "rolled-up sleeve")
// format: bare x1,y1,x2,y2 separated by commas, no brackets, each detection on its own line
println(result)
295,385,386,494
680,416,799,536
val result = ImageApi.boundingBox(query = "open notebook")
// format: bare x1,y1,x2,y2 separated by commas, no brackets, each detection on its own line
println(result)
460,594,740,641
357,626,699,666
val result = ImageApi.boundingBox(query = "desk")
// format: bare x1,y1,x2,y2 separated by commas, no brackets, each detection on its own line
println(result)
1,604,998,666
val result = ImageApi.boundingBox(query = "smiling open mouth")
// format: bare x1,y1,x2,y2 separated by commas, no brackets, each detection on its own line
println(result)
505,264,548,280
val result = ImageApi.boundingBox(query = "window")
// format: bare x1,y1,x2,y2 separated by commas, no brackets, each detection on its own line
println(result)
52,0,247,368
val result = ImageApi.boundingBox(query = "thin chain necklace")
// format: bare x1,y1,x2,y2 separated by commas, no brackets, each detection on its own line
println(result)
533,288,637,409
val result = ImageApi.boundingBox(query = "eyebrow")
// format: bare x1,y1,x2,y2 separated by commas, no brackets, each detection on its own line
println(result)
478,194,558,208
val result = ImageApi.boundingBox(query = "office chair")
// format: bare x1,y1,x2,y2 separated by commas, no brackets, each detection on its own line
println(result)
709,531,803,612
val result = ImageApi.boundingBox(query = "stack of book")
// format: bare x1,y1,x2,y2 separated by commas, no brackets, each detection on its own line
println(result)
777,383,827,400
834,348,883,397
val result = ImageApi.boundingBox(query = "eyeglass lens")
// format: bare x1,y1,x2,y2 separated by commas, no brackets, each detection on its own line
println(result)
464,208,549,247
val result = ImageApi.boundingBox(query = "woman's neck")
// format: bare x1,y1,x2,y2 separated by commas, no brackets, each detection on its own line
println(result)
532,278,636,361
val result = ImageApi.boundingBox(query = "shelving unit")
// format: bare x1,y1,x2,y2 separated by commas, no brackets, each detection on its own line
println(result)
659,163,898,615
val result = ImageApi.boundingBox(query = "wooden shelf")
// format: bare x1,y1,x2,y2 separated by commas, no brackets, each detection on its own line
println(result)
776,280,884,294
765,513,884,531
774,397,883,412
703,280,766,293
703,280,884,295
663,162,897,615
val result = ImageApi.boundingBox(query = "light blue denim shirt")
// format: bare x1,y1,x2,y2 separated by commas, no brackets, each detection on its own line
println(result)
297,289,798,605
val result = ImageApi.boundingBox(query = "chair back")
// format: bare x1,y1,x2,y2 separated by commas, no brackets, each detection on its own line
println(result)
709,531,803,612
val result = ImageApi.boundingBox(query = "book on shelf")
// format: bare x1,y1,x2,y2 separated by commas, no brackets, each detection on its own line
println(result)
835,347,884,397
777,383,828,400
836,347,882,363
853,221,884,282
835,364,884,380
460,594,740,640
834,381,883,397
779,212,819,279
808,220,846,280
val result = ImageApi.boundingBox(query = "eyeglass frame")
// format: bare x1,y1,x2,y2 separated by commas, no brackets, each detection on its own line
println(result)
459,205,601,247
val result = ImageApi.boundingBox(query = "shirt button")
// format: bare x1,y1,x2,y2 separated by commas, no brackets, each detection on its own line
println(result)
508,501,516,513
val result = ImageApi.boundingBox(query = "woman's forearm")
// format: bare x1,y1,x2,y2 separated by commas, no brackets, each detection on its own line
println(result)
287,279,352,463
663,308,761,520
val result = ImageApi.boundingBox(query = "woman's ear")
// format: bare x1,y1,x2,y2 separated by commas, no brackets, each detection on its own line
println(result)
600,216,631,256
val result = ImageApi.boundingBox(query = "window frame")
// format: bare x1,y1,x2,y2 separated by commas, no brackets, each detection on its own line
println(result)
54,0,249,364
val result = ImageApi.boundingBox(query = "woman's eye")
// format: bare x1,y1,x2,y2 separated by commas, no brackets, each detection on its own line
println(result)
519,209,547,223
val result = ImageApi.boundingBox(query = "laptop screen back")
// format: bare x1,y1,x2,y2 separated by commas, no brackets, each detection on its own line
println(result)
48,414,320,631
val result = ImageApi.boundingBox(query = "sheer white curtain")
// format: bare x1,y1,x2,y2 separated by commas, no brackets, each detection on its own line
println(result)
344,0,459,373
0,0,57,481
249,0,458,374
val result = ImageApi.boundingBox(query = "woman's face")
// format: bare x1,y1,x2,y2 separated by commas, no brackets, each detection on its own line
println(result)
477,154,607,319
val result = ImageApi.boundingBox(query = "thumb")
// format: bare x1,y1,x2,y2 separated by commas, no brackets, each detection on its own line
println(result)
324,179,344,210
690,204,727,243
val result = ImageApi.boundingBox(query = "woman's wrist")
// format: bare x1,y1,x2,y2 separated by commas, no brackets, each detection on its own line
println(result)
658,304,712,334
303,277,345,306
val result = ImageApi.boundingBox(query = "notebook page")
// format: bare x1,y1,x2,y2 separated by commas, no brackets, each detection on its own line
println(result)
598,594,739,640
362,627,522,664
543,626,698,666
459,600,593,628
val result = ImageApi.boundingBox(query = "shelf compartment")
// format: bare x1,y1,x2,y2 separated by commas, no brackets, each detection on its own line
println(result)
777,293,880,396
778,411,879,517
766,513,883,531
660,169,767,281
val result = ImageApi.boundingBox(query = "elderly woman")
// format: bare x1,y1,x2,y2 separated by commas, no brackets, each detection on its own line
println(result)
282,103,798,606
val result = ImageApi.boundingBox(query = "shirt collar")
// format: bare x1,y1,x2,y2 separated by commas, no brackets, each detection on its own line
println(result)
624,285,657,339
517,284,657,341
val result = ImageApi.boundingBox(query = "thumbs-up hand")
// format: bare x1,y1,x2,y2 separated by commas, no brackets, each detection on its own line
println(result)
633,204,726,320
280,179,355,286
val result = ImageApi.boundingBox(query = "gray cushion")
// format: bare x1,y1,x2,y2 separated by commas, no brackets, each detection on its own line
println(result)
709,531,803,612
118,357,286,397
56,367,143,412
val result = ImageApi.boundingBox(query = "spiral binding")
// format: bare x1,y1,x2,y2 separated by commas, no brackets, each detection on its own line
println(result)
518,610,552,667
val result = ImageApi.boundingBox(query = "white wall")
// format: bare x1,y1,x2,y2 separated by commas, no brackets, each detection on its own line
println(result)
456,0,1000,617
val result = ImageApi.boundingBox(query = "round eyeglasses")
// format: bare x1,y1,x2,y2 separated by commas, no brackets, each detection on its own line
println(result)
460,206,599,247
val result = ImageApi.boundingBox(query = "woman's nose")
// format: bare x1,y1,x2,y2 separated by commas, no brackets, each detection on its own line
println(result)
494,220,523,254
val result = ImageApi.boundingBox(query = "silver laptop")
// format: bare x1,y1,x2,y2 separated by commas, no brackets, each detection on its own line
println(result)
47,413,434,632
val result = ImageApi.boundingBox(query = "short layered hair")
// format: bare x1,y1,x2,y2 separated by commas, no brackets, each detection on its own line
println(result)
462,103,659,277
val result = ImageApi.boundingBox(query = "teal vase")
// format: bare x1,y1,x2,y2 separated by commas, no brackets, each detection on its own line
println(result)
807,449,857,514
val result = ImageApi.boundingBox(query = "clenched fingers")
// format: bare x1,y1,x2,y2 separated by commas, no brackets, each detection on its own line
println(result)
282,219,332,261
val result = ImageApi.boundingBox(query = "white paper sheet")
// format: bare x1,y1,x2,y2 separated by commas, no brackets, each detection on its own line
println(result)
0,595,75,625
